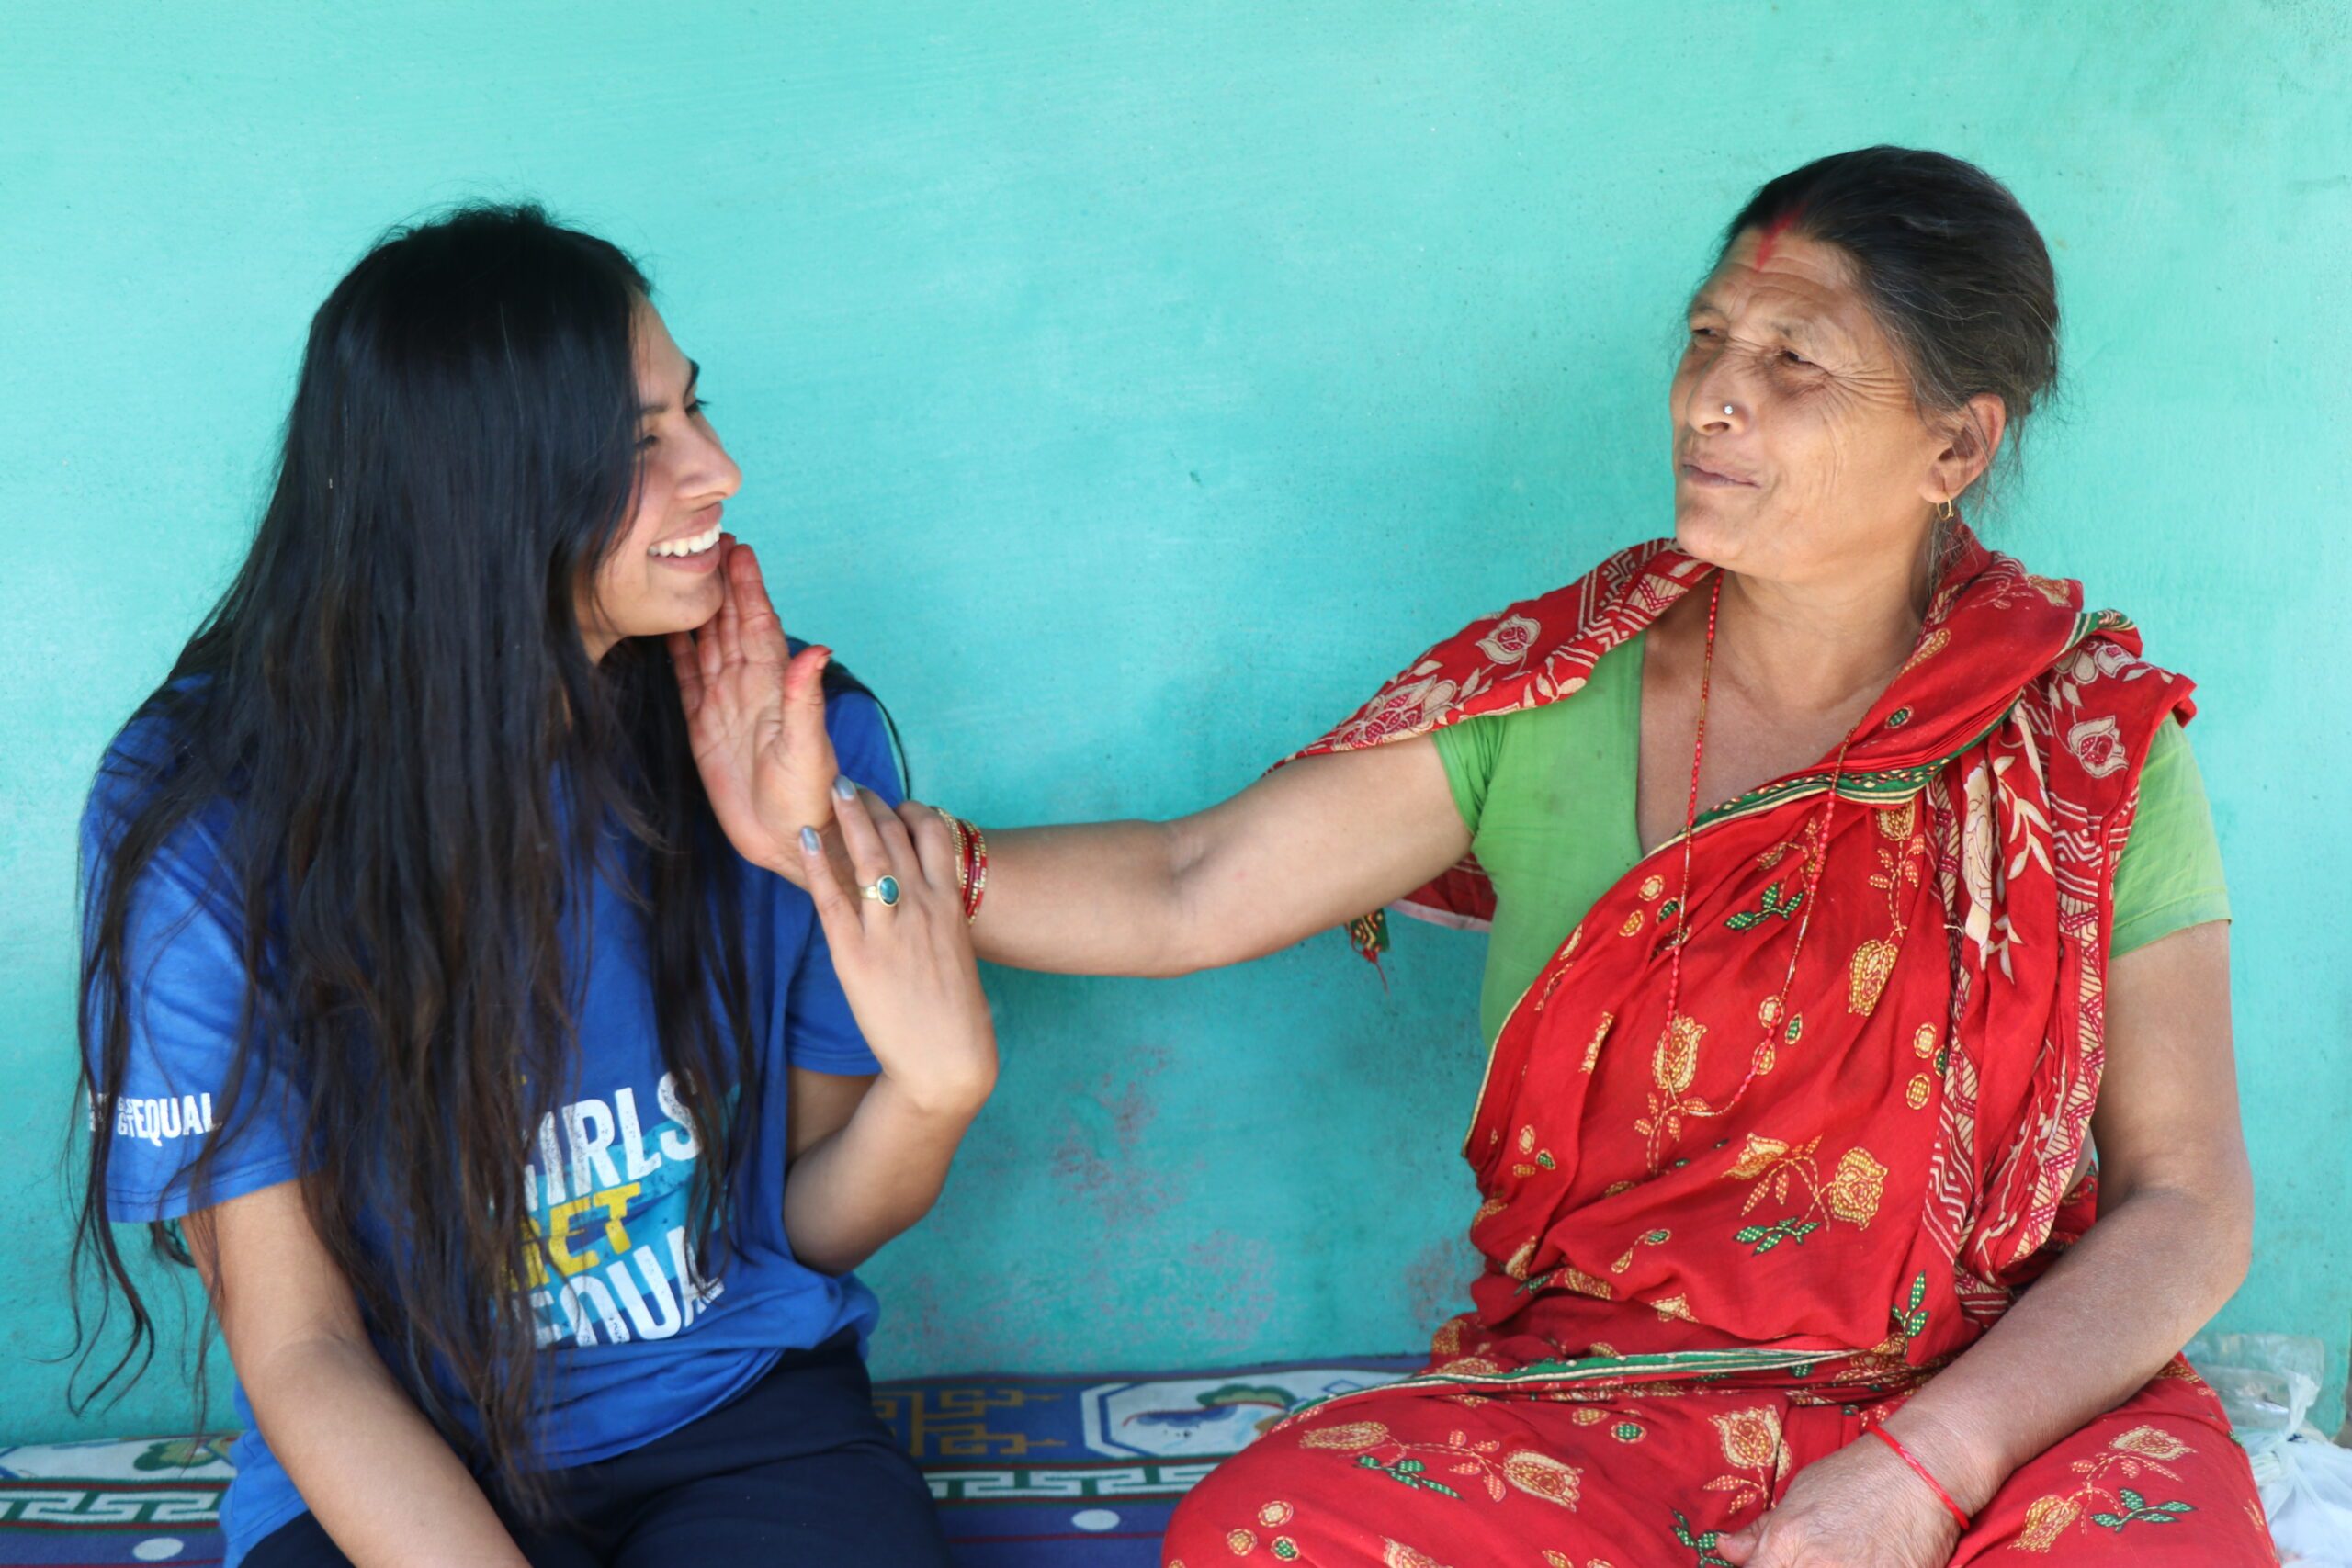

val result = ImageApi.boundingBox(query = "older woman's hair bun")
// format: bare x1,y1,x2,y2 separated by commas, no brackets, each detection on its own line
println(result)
1725,146,2059,503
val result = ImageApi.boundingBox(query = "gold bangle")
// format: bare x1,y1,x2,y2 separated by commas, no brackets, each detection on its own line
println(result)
930,806,972,894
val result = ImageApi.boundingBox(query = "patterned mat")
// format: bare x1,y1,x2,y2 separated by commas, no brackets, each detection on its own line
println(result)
0,1358,1418,1566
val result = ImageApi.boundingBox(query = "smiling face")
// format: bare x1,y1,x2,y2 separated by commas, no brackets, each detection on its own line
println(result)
576,302,742,661
1670,229,1994,590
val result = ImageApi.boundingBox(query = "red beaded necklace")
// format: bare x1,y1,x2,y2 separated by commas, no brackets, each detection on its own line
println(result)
1652,571,1866,1153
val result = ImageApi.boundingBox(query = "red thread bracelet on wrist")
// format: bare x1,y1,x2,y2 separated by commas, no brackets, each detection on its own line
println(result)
1866,1426,1971,1530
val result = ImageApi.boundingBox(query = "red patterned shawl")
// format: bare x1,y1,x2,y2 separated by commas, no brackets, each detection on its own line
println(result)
1288,531,2195,1395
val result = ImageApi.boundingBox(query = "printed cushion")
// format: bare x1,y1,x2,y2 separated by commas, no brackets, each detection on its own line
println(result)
0,1359,1418,1566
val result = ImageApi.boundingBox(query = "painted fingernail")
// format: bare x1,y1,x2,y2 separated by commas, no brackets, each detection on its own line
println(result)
799,827,820,853
831,776,856,801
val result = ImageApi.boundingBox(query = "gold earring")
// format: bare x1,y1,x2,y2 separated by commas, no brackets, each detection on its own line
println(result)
1938,498,1956,523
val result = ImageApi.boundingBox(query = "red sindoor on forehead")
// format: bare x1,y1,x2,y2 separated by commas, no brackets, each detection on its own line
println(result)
1755,209,1803,266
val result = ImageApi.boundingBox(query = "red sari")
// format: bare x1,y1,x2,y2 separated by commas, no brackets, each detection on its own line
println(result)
1164,534,2269,1566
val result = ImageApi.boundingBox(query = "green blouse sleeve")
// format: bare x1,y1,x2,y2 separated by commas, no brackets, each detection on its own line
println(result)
1431,716,1506,834
2109,715,2230,958
1440,692,2222,958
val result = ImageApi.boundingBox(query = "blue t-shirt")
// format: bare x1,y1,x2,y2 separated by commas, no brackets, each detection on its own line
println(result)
86,688,902,1564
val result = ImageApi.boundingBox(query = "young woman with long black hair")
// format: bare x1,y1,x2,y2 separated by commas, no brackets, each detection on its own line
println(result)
74,205,991,1566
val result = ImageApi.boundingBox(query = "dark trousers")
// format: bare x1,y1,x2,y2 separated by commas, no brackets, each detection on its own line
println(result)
245,1332,951,1567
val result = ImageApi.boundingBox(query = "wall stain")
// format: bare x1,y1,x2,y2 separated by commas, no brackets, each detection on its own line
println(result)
1049,1044,1177,1226
875,1263,1049,1376
1403,1231,1479,1335
1178,1231,1278,1354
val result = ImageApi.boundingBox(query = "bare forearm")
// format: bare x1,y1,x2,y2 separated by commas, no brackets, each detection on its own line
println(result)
245,1336,528,1568
968,743,1471,978
967,819,1201,975
784,1075,986,1274
810,809,1209,977
1883,1183,2251,1514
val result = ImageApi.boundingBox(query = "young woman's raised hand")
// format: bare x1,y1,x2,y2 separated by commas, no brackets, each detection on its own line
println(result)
798,784,998,1117
669,538,840,881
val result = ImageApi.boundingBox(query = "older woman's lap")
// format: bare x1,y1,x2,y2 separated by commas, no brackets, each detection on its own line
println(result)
1163,1381,1769,1566
1954,1364,2273,1562
1162,1365,2271,1566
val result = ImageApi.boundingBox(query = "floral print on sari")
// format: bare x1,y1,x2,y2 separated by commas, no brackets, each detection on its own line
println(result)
1168,533,2268,1566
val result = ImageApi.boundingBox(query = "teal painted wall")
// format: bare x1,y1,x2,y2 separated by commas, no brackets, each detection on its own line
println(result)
5,2,2346,1441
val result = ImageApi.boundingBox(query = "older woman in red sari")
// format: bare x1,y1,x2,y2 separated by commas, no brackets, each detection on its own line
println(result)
694,146,2266,1564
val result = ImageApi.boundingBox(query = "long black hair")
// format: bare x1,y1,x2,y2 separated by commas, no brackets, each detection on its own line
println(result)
70,204,867,1510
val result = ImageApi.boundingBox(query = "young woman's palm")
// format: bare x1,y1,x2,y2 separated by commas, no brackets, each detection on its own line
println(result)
667,537,842,877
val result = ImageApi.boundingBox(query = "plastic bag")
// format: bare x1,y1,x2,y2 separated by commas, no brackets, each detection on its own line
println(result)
2188,1333,2352,1564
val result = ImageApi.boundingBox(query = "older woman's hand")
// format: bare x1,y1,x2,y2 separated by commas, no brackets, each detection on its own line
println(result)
1716,1433,1963,1568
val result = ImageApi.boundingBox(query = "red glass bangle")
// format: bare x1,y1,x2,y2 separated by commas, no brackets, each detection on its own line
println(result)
932,809,988,922
1866,1426,1970,1530
961,820,989,922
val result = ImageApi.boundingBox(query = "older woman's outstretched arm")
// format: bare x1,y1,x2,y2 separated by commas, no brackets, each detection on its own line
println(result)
675,542,1474,980
1722,919,2253,1567
959,739,1474,978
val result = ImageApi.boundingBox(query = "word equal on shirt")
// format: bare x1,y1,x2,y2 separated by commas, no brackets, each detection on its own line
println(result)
522,1074,725,1348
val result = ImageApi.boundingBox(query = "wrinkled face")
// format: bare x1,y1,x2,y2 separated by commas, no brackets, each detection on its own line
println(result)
577,302,742,660
1670,229,1962,587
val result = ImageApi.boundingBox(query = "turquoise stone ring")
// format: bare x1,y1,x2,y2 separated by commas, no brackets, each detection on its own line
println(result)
861,874,902,908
